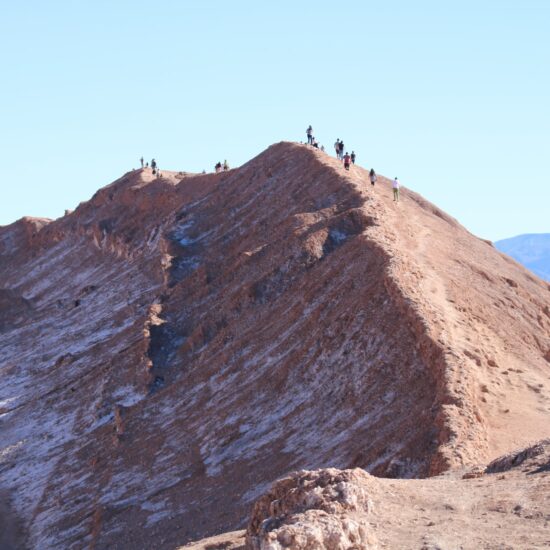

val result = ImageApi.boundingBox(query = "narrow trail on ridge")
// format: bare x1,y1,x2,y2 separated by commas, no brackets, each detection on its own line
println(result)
322,148,550,468
316,152,488,469
310,146,550,471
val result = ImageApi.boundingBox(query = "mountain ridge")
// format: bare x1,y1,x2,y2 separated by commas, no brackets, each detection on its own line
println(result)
1,142,549,548
496,233,550,281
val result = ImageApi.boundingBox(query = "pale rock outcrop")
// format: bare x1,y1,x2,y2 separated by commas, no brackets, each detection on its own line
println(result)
246,469,376,550
186,440,550,549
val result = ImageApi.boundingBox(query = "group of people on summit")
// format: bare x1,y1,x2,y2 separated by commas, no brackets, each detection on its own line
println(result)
305,126,324,151
307,126,357,172
306,125,401,202
139,155,230,177
138,127,402,204
334,139,356,171
140,157,162,177
215,160,230,173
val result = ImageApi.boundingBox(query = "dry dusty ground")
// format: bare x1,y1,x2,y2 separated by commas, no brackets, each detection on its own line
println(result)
182,440,550,549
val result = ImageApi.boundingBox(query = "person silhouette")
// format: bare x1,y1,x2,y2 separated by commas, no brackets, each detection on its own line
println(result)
393,177,400,202
343,152,351,170
306,125,313,145
369,168,377,186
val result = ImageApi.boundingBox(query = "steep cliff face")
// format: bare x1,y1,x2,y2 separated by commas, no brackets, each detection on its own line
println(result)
1,143,549,548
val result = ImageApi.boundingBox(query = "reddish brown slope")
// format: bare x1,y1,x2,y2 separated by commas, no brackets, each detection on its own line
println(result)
349,162,550,470
0,143,548,548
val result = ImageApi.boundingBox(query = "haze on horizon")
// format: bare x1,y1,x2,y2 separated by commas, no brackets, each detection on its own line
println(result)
0,0,548,242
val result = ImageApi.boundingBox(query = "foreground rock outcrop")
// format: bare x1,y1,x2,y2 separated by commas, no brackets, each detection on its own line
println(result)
246,468,377,550
184,440,550,549
1,143,549,548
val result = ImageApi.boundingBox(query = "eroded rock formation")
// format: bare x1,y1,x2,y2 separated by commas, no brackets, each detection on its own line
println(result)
246,468,377,550
1,143,549,548
185,440,550,549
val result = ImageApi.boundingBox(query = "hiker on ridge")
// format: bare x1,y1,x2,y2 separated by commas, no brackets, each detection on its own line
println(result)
393,177,400,202
339,141,345,160
351,151,356,164
151,158,157,171
343,152,351,170
306,125,313,145
215,161,222,173
223,160,229,171
334,139,340,158
140,156,144,168
369,168,377,186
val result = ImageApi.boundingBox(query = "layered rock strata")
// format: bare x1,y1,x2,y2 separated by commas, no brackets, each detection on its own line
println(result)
1,143,549,548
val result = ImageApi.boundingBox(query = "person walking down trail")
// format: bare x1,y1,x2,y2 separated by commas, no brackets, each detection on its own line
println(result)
140,156,144,168
351,151,356,164
339,141,345,161
369,168,377,186
151,158,157,174
334,139,340,158
223,160,229,171
393,177,400,202
306,125,313,145
343,152,351,170
215,161,222,173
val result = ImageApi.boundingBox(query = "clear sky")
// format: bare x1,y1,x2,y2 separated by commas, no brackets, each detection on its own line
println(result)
0,0,548,241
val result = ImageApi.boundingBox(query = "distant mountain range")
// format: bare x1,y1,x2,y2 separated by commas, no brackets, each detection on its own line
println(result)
496,233,550,281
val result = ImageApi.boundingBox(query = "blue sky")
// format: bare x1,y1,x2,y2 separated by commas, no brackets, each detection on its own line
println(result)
0,1,548,241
